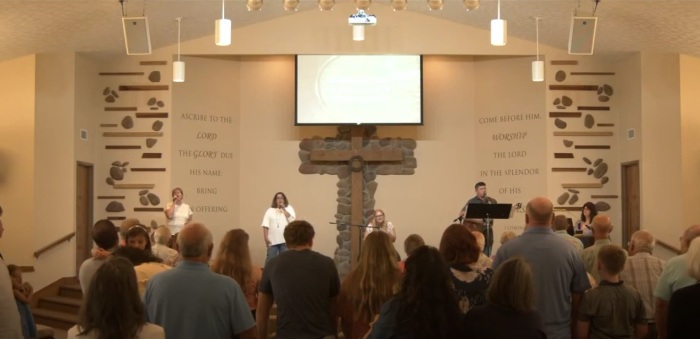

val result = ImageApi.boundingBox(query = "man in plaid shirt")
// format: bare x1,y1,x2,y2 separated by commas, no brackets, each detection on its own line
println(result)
620,230,665,339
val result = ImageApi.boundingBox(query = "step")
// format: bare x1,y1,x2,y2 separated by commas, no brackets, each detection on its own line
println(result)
32,308,78,330
37,295,82,314
58,283,83,299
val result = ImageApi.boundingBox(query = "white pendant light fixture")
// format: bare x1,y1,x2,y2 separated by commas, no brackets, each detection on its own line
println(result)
490,0,507,46
532,17,544,82
215,0,231,46
173,17,185,83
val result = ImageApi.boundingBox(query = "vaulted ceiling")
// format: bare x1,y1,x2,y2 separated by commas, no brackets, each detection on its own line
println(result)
0,0,697,62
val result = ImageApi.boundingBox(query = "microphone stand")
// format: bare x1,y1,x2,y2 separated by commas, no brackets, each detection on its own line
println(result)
330,222,379,262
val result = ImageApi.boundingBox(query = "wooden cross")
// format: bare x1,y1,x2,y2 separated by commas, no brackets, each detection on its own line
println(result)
310,126,403,267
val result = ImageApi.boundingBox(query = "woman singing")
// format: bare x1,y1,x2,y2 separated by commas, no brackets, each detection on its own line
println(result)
575,202,598,235
364,209,396,243
261,192,295,263
164,187,193,247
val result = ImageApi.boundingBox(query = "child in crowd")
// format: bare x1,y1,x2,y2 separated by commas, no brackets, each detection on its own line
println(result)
125,225,153,252
399,234,424,272
576,245,647,339
8,265,37,338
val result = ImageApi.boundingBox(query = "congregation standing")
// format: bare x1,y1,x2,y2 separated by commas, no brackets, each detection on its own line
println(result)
1,187,700,339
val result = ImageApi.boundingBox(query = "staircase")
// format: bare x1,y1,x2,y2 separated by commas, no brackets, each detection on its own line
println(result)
32,278,81,330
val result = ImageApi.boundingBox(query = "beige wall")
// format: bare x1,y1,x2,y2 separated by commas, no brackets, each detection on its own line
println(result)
74,54,101,164
32,53,78,288
640,54,683,246
615,54,642,164
679,55,700,231
171,55,241,250
0,55,36,266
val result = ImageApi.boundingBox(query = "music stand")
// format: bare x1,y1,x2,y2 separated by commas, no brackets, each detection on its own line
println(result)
465,203,515,256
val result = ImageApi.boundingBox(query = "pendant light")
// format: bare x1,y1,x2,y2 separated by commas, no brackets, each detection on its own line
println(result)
490,0,507,46
532,17,544,82
215,0,231,46
173,17,185,83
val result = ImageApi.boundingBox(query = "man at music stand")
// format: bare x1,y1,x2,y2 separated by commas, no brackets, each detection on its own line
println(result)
458,182,498,256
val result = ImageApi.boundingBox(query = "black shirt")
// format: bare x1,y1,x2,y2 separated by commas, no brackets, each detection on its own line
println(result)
668,283,700,339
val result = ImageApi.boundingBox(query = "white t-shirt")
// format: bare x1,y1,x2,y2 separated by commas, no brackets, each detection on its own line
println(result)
67,323,164,339
0,259,22,339
165,202,193,234
261,205,296,246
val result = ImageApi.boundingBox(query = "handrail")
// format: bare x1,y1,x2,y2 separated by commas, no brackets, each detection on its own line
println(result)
33,232,76,258
657,239,682,255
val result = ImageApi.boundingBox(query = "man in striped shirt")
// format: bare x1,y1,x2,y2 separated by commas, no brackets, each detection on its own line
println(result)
620,230,665,339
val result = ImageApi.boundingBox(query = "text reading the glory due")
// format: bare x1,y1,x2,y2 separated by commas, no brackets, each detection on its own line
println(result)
176,112,233,213
477,112,544,197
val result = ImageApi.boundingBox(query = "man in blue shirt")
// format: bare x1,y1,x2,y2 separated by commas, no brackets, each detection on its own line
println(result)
493,197,591,339
144,222,256,339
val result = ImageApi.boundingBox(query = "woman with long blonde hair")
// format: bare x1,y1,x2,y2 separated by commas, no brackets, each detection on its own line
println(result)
339,231,401,339
211,229,262,319
363,209,396,243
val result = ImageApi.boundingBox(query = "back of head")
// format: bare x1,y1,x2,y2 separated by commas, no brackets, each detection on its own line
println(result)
500,231,517,245
686,237,700,280
119,218,141,240
526,197,554,226
211,229,253,288
630,230,655,254
591,214,612,237
397,246,461,338
92,219,118,250
154,226,171,245
349,231,400,322
597,244,627,275
79,256,144,337
552,215,569,231
488,257,535,313
681,224,700,253
113,246,161,266
439,224,480,266
403,234,425,257
177,222,213,259
283,220,315,247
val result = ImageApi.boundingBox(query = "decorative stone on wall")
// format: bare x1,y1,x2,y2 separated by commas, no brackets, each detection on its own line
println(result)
298,126,417,277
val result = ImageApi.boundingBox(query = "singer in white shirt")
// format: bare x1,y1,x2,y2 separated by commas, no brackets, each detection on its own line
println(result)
261,192,296,263
164,188,193,243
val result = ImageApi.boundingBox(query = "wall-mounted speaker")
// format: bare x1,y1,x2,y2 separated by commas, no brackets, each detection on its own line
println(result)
122,17,152,55
568,16,597,55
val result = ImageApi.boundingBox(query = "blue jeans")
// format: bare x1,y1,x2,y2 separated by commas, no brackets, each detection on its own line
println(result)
266,243,288,263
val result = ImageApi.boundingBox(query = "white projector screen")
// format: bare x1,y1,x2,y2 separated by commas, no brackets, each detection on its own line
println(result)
295,55,423,125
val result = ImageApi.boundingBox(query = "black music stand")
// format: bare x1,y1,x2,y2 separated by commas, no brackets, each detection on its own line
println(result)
465,203,515,256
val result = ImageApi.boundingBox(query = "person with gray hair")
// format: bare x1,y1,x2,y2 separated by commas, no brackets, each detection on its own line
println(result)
151,226,180,267
552,215,584,255
144,223,256,339
654,224,700,339
620,230,665,339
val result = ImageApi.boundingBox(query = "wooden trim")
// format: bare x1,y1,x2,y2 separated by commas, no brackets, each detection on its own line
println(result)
135,113,169,118
578,106,610,111
552,167,587,172
134,207,164,212
105,107,137,111
142,153,162,159
549,85,598,91
34,233,76,258
591,195,619,199
100,124,118,127
657,239,682,255
551,60,578,65
554,153,574,159
98,72,145,76
118,85,169,91
562,183,604,188
549,112,582,118
107,216,127,221
597,123,615,127
140,61,167,65
19,266,34,273
113,184,155,189
554,131,614,137
105,145,142,149
570,72,616,76
621,160,640,249
103,132,163,137
554,207,583,211
131,168,166,172
97,196,125,199
575,145,611,149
